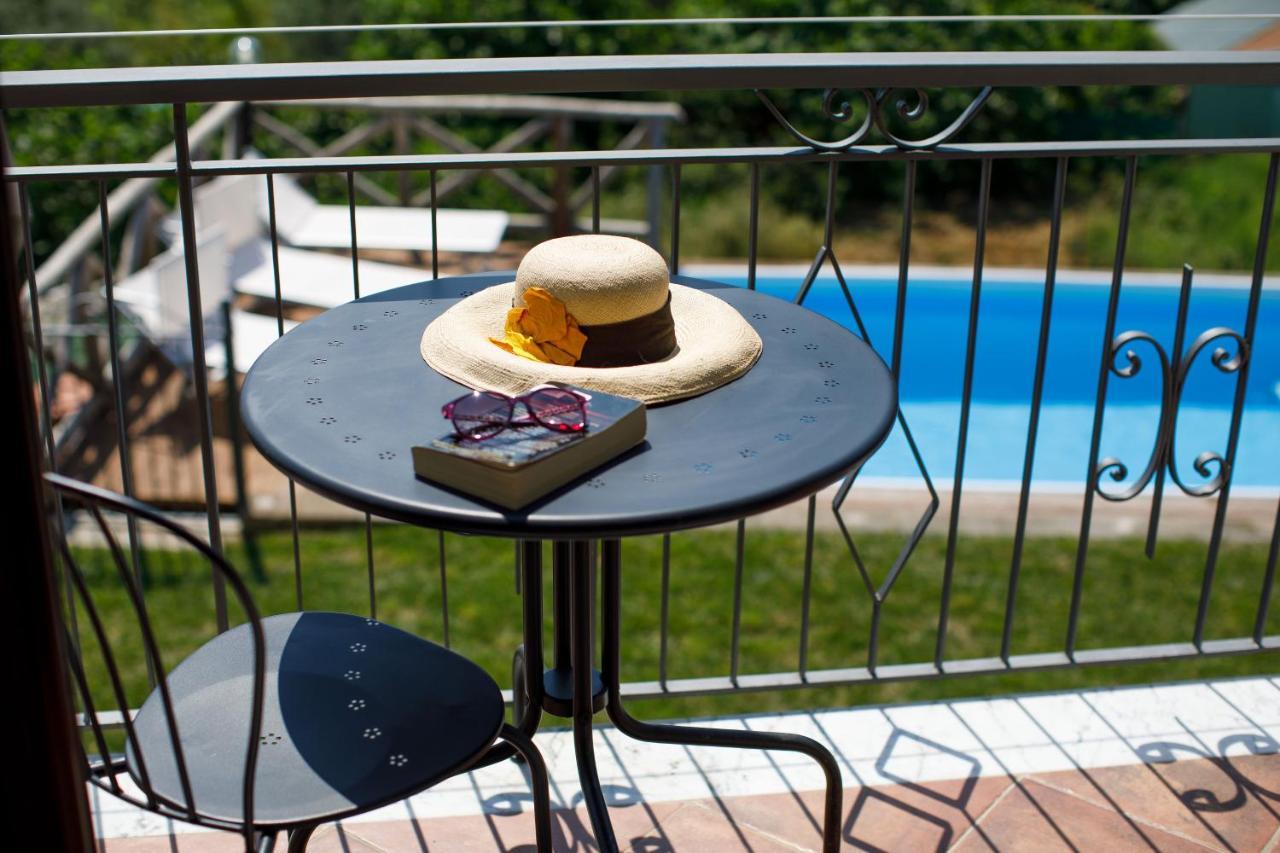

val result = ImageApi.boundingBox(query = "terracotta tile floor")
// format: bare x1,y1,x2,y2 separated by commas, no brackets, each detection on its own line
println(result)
101,755,1280,852
96,677,1280,852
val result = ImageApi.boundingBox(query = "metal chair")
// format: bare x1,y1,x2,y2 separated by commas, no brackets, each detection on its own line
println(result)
48,472,552,852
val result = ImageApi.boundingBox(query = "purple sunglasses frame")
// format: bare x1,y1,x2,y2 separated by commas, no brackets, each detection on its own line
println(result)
441,385,590,441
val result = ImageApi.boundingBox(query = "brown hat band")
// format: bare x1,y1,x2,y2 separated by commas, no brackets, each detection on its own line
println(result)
577,293,676,367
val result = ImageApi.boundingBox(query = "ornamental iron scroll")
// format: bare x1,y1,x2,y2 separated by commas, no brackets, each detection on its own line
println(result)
755,86,993,152
1094,265,1250,555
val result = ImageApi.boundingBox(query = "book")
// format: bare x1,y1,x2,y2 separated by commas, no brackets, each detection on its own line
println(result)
412,385,646,509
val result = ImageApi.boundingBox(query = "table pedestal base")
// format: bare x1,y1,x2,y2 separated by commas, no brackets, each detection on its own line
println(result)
485,539,842,853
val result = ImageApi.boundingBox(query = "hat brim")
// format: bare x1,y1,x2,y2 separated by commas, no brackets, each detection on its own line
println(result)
420,282,763,405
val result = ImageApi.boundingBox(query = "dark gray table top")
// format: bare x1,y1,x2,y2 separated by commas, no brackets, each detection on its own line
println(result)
241,272,896,539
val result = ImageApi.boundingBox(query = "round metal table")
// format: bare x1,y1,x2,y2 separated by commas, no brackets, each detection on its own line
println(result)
241,272,897,852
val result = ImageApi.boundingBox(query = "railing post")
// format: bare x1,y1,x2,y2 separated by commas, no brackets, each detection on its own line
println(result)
551,116,573,236
393,110,411,205
173,102,229,632
645,118,666,249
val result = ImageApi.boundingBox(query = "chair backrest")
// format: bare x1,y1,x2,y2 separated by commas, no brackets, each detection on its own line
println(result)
45,472,266,843
150,228,229,342
190,174,263,253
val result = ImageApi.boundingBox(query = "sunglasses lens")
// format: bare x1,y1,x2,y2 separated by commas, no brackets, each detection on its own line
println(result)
527,387,586,431
451,392,511,439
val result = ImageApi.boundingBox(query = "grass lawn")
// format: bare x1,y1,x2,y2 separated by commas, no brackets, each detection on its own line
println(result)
69,522,1280,728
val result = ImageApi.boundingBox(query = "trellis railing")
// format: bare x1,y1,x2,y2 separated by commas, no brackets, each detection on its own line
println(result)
3,49,1280,722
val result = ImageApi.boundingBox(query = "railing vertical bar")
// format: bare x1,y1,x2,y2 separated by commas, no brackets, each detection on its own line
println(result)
19,184,79,650
669,164,681,275
172,103,227,632
729,518,746,686
97,180,151,682
1147,263,1194,557
645,118,666,249
57,538,160,809
438,530,450,648
1002,155,1067,664
868,600,883,676
18,185,57,473
747,163,760,290
658,533,671,690
1194,151,1279,648
428,163,440,651
430,170,439,281
935,157,992,669
347,170,377,619
794,160,841,307
592,165,601,234
891,161,916,378
823,160,838,250
265,173,304,610
88,504,198,818
1067,155,1138,658
1254,498,1280,644
63,628,116,793
797,494,816,679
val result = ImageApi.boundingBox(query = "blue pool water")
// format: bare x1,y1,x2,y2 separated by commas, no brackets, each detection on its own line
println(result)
730,272,1280,490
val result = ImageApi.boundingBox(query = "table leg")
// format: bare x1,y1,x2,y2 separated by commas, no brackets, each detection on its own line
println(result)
465,539,619,852
568,541,619,851
468,540,545,772
600,539,845,853
512,539,545,737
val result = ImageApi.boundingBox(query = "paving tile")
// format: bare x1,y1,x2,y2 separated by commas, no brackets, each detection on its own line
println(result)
340,800,687,852
1028,757,1280,851
953,779,1211,852
844,777,1012,853
1225,750,1280,802
103,831,242,851
658,800,803,852
714,787,830,851
300,824,388,852
1211,679,1280,730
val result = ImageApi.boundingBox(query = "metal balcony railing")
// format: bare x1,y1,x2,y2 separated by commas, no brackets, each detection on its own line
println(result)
4,47,1280,731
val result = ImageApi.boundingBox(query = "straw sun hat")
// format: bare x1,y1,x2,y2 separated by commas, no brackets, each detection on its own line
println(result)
420,235,763,405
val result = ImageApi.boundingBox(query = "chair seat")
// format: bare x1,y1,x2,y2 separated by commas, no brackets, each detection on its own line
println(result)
126,612,503,828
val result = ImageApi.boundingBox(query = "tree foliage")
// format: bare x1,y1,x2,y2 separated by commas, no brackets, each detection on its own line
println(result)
2,1,1188,262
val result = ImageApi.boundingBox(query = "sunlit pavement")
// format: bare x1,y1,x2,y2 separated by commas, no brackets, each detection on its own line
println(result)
98,675,1280,851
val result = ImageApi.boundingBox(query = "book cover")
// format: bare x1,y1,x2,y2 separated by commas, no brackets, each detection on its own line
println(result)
428,388,633,470
412,386,646,508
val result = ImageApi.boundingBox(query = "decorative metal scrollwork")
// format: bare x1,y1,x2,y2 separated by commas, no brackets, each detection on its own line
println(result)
1095,331,1172,502
1094,269,1249,505
755,86,993,152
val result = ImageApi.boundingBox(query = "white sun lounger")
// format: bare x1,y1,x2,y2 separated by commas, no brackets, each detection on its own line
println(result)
152,172,431,310
112,231,298,374
229,238,426,309
261,170,509,253
164,171,508,255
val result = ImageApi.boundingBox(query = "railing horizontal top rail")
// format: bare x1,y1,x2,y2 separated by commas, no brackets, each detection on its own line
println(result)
4,51,1280,110
8,137,1280,183
257,95,685,121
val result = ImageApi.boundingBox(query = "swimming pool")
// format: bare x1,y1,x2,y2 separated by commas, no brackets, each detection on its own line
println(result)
692,266,1280,491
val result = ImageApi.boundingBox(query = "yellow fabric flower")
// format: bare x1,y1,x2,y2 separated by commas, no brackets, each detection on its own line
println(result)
490,287,588,365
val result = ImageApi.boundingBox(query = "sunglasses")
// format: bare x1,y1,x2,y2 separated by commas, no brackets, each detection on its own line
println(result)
442,385,590,441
